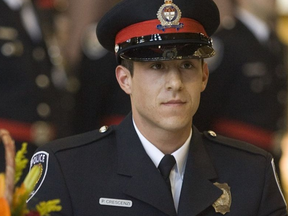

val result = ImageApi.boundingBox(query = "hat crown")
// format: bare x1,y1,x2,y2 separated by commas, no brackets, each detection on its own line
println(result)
96,0,220,62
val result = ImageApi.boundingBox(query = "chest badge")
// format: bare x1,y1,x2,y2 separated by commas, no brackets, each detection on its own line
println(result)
157,0,183,31
212,182,232,215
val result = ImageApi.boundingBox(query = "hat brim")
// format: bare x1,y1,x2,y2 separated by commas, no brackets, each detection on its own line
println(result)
119,43,215,62
117,32,214,62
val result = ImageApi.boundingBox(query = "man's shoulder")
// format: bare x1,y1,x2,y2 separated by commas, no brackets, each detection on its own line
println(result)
202,130,269,157
42,125,116,153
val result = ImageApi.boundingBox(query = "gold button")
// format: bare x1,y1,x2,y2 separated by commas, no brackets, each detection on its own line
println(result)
31,121,54,146
208,130,217,137
37,103,51,118
99,126,108,133
0,27,18,40
33,47,46,61
1,41,23,57
35,74,50,88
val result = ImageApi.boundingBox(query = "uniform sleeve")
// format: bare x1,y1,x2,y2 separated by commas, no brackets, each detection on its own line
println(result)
26,146,73,216
258,154,287,215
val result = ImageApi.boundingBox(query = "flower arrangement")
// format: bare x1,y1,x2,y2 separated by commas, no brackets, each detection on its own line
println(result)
0,129,62,216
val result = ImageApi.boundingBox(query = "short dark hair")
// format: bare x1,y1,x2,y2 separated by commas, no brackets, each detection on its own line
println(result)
121,59,134,76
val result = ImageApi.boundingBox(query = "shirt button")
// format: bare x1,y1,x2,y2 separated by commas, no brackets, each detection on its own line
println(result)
35,74,50,88
37,103,51,118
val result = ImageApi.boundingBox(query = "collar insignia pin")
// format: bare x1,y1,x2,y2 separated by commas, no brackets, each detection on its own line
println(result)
157,0,183,31
212,182,232,215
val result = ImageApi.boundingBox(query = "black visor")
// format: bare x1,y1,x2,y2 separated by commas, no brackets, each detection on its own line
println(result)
116,33,215,62
119,44,215,62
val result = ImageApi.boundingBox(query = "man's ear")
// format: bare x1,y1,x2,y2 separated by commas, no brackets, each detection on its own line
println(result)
115,65,132,95
201,62,209,92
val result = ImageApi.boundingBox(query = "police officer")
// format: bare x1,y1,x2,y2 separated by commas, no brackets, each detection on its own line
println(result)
74,50,130,133
0,0,72,175
26,0,287,215
194,0,287,153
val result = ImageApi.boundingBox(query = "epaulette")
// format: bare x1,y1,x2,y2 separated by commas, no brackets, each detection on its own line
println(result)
203,130,268,157
45,125,115,153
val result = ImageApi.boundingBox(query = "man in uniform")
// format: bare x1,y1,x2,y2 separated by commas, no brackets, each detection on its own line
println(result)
194,0,287,155
0,0,72,180
26,0,287,215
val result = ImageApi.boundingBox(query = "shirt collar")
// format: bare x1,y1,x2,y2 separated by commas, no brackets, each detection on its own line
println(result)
236,7,270,43
133,119,192,179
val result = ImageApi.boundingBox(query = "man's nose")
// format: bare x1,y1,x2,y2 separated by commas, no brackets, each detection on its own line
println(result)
165,69,184,91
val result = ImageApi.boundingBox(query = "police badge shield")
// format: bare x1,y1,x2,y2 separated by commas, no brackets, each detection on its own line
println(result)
26,151,49,202
157,0,183,31
212,182,232,215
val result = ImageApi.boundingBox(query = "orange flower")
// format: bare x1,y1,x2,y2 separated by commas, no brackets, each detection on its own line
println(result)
11,183,29,214
11,165,41,216
0,173,5,197
0,139,62,216
0,197,11,216
0,174,11,216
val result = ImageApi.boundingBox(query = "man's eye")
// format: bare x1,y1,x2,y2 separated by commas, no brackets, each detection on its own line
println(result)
181,62,193,69
151,63,164,70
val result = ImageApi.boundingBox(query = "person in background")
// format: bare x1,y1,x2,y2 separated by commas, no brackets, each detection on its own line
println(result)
74,50,130,133
194,0,288,175
0,0,73,180
26,0,287,215
61,0,130,133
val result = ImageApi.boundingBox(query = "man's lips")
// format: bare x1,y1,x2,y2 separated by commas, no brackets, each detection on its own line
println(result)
162,100,186,105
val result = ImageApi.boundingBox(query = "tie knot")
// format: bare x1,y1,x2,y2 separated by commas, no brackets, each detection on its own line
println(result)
158,154,176,180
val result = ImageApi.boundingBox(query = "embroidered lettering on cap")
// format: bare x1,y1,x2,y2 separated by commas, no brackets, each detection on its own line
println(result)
99,198,133,208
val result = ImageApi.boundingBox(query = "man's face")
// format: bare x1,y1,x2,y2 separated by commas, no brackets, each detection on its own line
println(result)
116,59,209,134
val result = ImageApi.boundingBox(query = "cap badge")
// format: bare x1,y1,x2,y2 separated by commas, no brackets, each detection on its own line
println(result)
212,182,232,215
157,0,183,31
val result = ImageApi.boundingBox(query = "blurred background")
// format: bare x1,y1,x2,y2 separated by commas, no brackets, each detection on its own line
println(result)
0,0,288,201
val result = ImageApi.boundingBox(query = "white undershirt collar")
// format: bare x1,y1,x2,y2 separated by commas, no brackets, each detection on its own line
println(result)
132,119,191,180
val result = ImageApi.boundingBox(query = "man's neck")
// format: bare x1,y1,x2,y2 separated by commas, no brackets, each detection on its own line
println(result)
133,119,192,154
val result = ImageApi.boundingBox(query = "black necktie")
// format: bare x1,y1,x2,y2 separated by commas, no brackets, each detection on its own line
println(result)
158,154,176,192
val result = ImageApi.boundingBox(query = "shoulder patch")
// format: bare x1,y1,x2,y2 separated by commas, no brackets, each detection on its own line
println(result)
27,151,49,202
47,126,115,153
203,131,268,157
